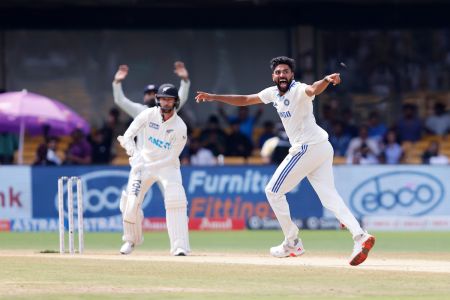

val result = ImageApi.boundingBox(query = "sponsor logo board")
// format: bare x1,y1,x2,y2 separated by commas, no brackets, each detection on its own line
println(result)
0,166,32,219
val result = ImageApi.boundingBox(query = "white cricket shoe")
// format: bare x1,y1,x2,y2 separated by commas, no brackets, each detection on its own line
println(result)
120,241,135,255
270,238,305,258
173,248,188,256
349,233,375,266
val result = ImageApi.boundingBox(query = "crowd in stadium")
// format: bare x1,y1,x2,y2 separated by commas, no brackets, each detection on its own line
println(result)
0,97,448,166
0,29,449,167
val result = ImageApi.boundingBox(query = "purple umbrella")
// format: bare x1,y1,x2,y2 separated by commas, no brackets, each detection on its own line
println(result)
0,90,90,163
0,90,89,135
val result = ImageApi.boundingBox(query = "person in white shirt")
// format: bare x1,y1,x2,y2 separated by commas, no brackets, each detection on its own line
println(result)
196,56,375,266
112,62,190,255
188,138,217,166
117,84,190,256
346,125,380,164
425,102,450,136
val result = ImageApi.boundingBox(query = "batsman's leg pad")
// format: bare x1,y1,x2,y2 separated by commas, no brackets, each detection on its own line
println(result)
124,175,143,224
164,183,190,254
122,208,144,246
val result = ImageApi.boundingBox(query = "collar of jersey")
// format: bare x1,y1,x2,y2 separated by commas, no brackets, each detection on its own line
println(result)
158,108,177,124
276,80,297,98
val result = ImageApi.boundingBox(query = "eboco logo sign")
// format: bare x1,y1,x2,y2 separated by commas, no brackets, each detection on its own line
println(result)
54,170,153,217
350,171,444,217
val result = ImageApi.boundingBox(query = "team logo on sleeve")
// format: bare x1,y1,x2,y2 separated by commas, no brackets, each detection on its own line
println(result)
279,111,292,118
149,122,159,130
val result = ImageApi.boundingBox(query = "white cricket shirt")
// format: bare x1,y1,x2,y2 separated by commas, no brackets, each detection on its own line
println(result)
112,80,190,150
258,81,328,151
122,107,187,169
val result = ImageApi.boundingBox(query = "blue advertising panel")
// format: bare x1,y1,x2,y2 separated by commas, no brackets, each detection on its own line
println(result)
183,166,323,220
30,165,323,222
31,166,164,219
4,165,449,231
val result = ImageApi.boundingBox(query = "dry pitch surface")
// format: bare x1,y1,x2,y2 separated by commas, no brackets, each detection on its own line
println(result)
2,250,450,300
3,250,450,274
2,231,450,299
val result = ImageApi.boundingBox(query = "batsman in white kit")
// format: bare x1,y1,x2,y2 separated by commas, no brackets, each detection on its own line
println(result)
196,56,375,266
112,63,190,255
117,83,190,256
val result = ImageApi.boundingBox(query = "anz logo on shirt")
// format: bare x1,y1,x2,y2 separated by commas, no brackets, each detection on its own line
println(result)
278,111,292,118
148,136,171,149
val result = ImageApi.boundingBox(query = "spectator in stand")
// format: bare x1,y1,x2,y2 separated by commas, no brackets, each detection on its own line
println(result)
33,144,54,166
349,143,379,165
187,138,217,166
34,135,62,166
199,115,227,156
258,120,276,148
64,129,92,165
225,120,253,159
179,127,193,165
422,141,449,165
346,125,380,164
219,104,263,143
100,107,123,160
0,132,18,164
46,136,61,165
425,102,450,136
379,129,403,164
396,103,422,142
329,121,352,157
260,123,290,165
367,111,388,142
270,129,290,165
89,129,112,164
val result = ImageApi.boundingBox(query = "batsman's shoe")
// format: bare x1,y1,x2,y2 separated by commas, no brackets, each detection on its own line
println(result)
349,233,375,266
120,241,135,255
270,238,305,258
173,248,188,256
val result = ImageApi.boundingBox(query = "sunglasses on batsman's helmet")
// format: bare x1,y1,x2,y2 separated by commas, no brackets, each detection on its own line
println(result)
156,83,180,109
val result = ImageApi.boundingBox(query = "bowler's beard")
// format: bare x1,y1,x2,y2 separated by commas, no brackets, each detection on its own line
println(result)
276,78,293,93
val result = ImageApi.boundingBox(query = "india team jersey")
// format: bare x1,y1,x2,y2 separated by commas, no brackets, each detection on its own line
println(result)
258,80,328,149
122,107,187,169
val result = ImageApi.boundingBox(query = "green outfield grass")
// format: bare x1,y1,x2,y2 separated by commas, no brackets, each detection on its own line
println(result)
1,230,450,299
2,230,450,254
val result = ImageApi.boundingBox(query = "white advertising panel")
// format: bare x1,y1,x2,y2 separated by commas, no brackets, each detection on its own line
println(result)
333,165,449,218
363,216,450,231
0,166,32,218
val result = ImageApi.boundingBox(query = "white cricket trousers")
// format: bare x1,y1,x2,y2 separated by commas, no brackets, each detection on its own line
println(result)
265,140,364,242
123,165,190,254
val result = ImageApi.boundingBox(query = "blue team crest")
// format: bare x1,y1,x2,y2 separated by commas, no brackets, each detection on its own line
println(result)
149,122,159,130
284,99,290,106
